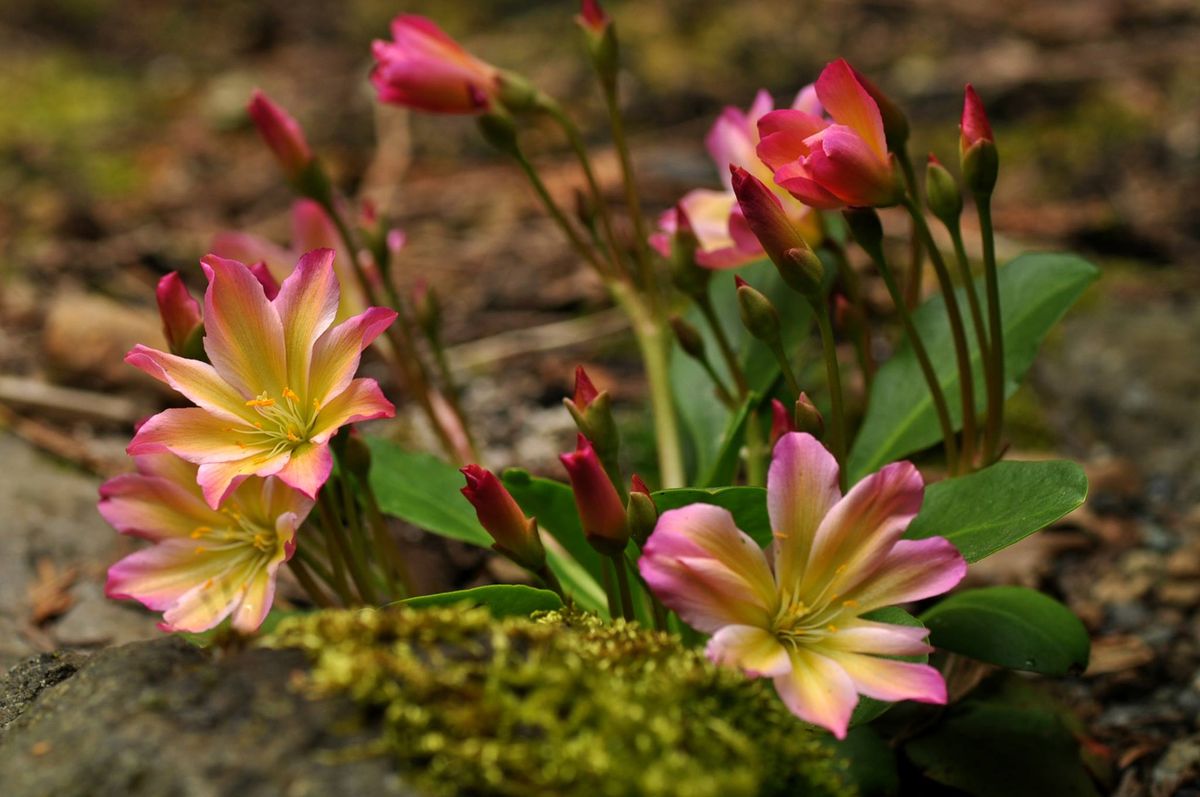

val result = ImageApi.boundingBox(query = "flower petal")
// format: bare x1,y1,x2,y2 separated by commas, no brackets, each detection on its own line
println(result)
106,539,241,613
271,443,333,499
99,472,217,542
309,307,398,408
815,59,887,161
200,254,288,398
825,651,947,705
274,248,340,392
821,619,934,657
768,432,842,588
310,378,395,443
806,126,895,207
196,451,290,509
756,109,827,171
772,647,859,739
125,344,254,422
639,504,778,633
160,554,263,633
774,163,846,209
707,624,792,678
127,408,256,463
843,537,967,613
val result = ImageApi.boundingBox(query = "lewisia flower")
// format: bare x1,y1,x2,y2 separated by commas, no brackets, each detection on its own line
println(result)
652,89,821,269
639,433,966,738
101,452,313,632
126,249,397,508
247,90,313,182
757,59,901,209
371,15,501,114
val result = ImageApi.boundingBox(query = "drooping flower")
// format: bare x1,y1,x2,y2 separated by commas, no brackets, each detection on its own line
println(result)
370,15,502,114
126,249,397,508
652,89,821,269
757,59,901,209
639,432,966,738
101,452,313,633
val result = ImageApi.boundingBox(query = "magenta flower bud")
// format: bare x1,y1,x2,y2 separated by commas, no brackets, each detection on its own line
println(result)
460,464,545,570
631,473,651,496
572,365,600,410
155,273,203,359
560,434,629,555
960,84,998,196
769,398,795,446
577,0,610,34
960,85,994,149
370,15,502,115
247,90,312,182
730,166,823,299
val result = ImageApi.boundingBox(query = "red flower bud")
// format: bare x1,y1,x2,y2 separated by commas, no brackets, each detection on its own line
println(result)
577,0,610,34
247,90,312,181
560,434,629,554
370,15,502,115
770,398,795,446
730,166,824,298
155,273,203,358
572,365,600,410
630,474,651,496
960,84,994,149
461,465,544,569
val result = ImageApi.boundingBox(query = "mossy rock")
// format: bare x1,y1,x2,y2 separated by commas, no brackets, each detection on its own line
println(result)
263,605,854,797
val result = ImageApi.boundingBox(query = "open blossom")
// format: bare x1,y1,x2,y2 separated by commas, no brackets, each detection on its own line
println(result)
101,453,313,633
757,59,900,209
652,89,821,269
126,249,397,508
371,15,501,114
639,433,966,738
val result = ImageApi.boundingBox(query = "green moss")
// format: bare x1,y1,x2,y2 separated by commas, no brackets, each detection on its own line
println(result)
263,606,854,797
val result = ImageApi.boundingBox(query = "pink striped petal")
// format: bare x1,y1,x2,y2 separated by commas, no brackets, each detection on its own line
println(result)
98,472,216,542
707,624,792,678
845,537,967,613
801,460,923,598
639,504,778,633
310,378,395,443
106,539,241,613
200,254,288,398
196,451,290,509
772,648,859,739
767,432,842,587
806,126,896,207
774,163,845,209
127,408,254,463
271,443,333,499
309,307,397,408
125,344,253,422
826,651,947,705
822,619,934,657
160,555,261,633
274,248,339,391
756,109,827,170
815,59,887,161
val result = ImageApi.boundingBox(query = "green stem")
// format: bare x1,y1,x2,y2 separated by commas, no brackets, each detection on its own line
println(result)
318,490,378,605
512,149,611,277
288,550,337,608
826,237,875,390
768,339,802,398
697,295,748,395
611,553,636,622
813,304,848,490
535,564,567,602
948,222,993,463
897,150,925,309
977,196,1005,462
303,518,352,605
599,556,619,619
903,198,977,472
360,477,415,598
745,408,767,487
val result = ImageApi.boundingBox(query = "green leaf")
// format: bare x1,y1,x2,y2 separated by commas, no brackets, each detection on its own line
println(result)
833,726,899,797
849,252,1099,481
365,437,490,547
398,584,563,618
920,586,1090,675
502,469,603,584
670,259,814,482
905,459,1087,562
651,486,771,546
905,688,1101,797
699,392,757,488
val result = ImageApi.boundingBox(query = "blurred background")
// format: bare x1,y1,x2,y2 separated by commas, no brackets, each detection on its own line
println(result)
1,1,1199,791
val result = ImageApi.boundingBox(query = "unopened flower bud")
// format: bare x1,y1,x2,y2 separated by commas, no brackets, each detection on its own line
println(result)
630,474,651,495
769,398,795,446
563,366,621,489
461,465,546,570
248,90,313,183
730,166,824,299
477,108,521,158
560,434,629,555
735,275,781,345
794,392,825,438
669,316,706,361
155,273,204,360
960,85,998,197
575,0,618,94
627,478,658,547
925,154,963,226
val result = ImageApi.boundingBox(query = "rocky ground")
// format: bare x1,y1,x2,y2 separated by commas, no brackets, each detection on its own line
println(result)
1,0,1199,794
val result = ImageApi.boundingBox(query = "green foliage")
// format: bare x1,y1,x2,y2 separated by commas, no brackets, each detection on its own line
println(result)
904,459,1088,562
700,392,757,487
921,586,1090,675
849,253,1099,481
652,486,771,546
397,585,563,617
502,468,603,589
264,606,853,797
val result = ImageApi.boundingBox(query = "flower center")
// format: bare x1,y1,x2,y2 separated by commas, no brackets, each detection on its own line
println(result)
238,387,319,455
190,504,278,556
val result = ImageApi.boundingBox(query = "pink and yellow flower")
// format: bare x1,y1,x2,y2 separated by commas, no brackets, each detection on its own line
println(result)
126,249,397,508
371,15,501,114
757,59,901,209
639,432,966,738
101,453,313,633
652,89,821,269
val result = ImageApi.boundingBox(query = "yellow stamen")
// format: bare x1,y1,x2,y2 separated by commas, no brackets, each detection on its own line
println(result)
246,398,276,408
826,624,838,633
842,599,859,608
282,387,299,401
194,546,206,555
286,430,299,442
190,526,211,539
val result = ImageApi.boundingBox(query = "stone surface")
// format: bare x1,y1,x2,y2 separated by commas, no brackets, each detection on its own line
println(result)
0,637,417,797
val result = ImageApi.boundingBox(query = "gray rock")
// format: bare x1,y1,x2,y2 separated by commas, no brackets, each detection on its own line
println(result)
0,638,418,797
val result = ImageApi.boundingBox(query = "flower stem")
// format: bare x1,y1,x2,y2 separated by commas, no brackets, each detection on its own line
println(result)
511,149,612,277
318,490,378,605
947,220,992,461
697,295,748,396
745,409,767,487
976,196,1005,463
611,553,636,622
812,303,848,490
288,549,336,608
535,564,567,602
897,150,925,309
824,236,875,390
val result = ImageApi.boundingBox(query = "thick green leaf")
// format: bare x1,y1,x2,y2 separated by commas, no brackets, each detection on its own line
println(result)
366,437,491,546
920,586,1090,675
905,692,1101,797
905,459,1087,562
651,486,771,546
849,253,1099,481
398,584,563,617
671,259,814,482
502,469,603,584
833,726,899,797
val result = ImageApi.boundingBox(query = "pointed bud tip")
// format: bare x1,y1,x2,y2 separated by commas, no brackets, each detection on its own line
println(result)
734,275,749,289
960,84,994,146
573,366,600,408
631,474,651,496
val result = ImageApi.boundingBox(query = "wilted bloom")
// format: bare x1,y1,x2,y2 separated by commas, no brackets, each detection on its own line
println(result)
560,434,629,554
247,90,312,182
126,249,397,508
101,453,312,633
757,59,901,209
461,464,545,569
371,15,501,114
640,433,966,738
652,89,820,269
156,273,203,359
